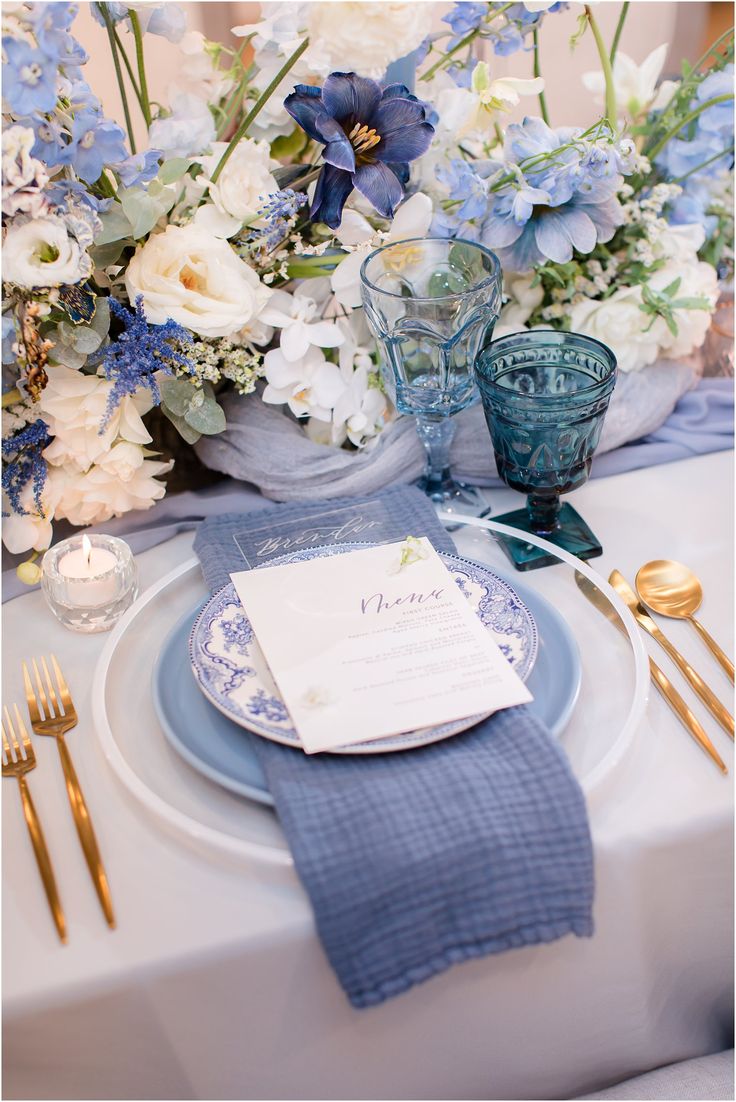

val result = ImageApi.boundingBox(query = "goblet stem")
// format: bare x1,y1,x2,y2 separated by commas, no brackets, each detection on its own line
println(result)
415,416,456,497
526,493,561,536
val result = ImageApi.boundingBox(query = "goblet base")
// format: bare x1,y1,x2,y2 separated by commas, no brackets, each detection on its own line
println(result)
416,475,490,520
492,502,603,571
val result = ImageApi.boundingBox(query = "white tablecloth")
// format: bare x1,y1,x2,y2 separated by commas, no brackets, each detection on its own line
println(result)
3,452,734,1101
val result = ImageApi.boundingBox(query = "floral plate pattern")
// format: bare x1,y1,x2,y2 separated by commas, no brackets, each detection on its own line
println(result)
189,543,538,755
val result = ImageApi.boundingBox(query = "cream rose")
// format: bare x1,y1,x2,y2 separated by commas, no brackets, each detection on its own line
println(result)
196,139,279,238
569,285,664,373
307,2,429,78
50,457,172,527
649,259,719,360
125,224,271,338
3,216,91,288
39,365,153,472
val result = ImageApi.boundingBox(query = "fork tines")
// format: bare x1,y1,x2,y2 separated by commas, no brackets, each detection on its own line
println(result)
2,703,34,767
23,655,73,722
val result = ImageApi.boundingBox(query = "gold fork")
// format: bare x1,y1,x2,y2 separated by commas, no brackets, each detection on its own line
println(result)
2,704,67,943
23,656,116,930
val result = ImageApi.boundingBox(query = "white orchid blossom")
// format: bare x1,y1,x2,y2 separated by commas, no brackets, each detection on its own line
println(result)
582,44,670,118
262,345,346,421
260,291,345,362
331,192,434,310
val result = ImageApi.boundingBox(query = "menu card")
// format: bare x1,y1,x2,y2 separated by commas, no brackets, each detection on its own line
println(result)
231,539,532,754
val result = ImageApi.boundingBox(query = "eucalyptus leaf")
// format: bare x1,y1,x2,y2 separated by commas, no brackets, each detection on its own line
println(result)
72,325,104,354
120,188,163,239
90,240,126,268
95,205,134,246
184,393,227,434
158,157,192,185
159,375,200,417
161,404,202,444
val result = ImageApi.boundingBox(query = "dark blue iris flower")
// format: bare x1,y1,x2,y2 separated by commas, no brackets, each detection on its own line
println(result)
284,72,434,229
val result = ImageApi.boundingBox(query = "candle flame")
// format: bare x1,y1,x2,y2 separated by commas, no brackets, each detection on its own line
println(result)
82,534,92,566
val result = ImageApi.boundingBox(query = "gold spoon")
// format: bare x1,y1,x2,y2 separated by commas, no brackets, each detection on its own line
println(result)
636,560,734,683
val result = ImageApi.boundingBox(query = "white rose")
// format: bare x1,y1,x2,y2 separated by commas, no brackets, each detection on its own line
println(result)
2,125,49,217
649,259,718,360
569,285,664,373
306,2,429,78
125,224,271,338
51,456,172,527
39,366,153,472
196,139,278,238
2,216,90,288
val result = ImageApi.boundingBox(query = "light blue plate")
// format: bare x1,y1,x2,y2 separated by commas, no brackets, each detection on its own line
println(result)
152,570,581,808
188,547,539,755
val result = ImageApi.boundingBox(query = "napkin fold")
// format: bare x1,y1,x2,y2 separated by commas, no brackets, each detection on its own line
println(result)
193,486,594,1008
246,710,593,1008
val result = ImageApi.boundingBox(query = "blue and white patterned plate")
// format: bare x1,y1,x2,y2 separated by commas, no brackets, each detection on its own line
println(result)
188,543,538,755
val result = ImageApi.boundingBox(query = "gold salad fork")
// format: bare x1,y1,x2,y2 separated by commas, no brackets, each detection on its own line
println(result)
2,704,67,942
23,656,116,929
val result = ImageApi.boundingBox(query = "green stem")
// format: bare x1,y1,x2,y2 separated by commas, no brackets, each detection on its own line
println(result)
216,36,255,140
112,25,143,107
421,29,477,82
210,37,310,185
98,3,136,152
2,388,22,409
673,145,734,183
128,9,152,127
610,2,629,63
646,93,734,160
532,29,550,125
95,172,117,198
585,5,617,124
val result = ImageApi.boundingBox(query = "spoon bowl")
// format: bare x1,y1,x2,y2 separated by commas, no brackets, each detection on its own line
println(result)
636,559,734,682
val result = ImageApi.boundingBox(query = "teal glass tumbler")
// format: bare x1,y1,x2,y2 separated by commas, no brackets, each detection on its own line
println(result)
475,330,617,570
361,237,501,515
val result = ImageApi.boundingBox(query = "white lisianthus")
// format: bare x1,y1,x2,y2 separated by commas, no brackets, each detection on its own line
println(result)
148,87,215,159
125,224,271,339
582,44,669,118
569,285,663,373
178,31,235,103
331,192,434,310
2,125,49,217
305,2,428,77
39,366,154,471
262,345,346,421
260,290,344,361
196,139,279,238
2,216,91,288
50,457,172,527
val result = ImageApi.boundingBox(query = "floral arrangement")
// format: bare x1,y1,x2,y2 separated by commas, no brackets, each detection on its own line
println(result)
2,1,733,578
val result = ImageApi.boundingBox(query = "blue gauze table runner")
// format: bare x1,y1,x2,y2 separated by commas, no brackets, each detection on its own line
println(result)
195,485,595,1007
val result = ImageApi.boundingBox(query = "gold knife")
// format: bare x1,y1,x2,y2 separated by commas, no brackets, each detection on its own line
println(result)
609,570,734,740
575,572,727,774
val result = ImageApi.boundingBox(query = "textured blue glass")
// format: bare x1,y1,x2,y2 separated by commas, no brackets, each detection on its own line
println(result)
475,330,617,569
361,237,501,511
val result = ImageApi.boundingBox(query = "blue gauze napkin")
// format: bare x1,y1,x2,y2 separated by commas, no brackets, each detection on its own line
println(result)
193,488,594,1009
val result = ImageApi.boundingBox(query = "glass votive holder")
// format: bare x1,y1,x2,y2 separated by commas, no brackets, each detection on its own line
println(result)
41,534,138,633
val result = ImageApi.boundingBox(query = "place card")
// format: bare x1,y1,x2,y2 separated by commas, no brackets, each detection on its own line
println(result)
231,539,532,754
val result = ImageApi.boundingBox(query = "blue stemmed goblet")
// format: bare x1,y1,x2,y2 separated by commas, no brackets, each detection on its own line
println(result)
475,330,617,570
360,237,501,514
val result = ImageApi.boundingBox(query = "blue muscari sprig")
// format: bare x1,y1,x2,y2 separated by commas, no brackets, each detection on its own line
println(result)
2,419,51,516
255,188,308,250
100,296,193,431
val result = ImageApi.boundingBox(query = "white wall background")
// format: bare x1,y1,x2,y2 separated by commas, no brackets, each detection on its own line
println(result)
74,0,716,144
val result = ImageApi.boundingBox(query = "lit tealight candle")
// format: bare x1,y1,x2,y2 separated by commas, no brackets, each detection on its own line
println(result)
58,534,119,606
41,533,138,632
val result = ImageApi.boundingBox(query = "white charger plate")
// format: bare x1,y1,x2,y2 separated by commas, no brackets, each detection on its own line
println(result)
92,521,649,867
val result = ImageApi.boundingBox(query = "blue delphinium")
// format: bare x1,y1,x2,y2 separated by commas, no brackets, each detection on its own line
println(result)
440,1,566,60
2,39,58,115
1,420,51,516
112,148,162,188
442,2,487,44
284,72,434,228
68,110,128,184
100,298,193,430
